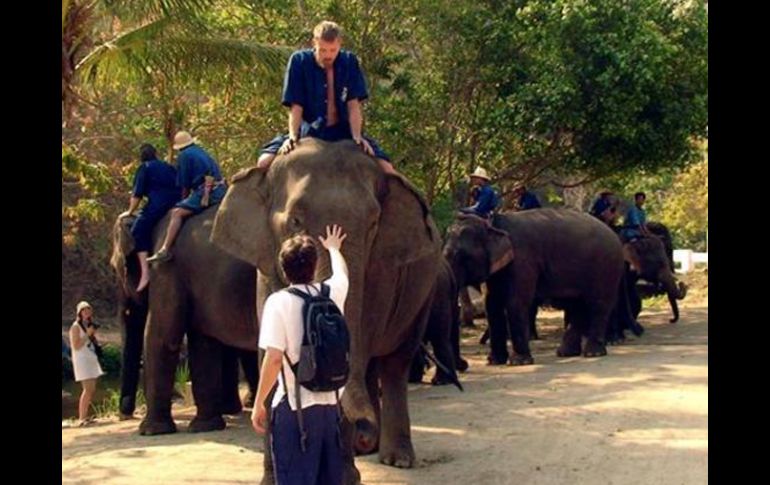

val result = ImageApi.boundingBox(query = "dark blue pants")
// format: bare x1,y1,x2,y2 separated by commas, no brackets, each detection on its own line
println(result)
131,208,170,252
260,121,391,162
270,398,343,485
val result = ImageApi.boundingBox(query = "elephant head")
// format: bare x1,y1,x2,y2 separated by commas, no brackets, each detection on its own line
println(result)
442,214,514,289
211,138,440,450
623,236,687,323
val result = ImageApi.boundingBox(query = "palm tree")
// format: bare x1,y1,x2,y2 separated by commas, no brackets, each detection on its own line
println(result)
62,0,290,127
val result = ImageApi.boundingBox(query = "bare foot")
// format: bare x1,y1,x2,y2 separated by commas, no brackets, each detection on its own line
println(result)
136,274,150,292
256,154,275,170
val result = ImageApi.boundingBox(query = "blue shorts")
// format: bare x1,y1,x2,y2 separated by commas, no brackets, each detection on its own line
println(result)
261,121,390,162
175,184,227,214
270,398,343,485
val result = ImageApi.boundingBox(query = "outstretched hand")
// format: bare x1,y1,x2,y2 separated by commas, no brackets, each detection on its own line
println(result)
319,224,347,251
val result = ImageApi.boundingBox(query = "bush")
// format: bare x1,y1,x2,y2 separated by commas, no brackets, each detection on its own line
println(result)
99,343,122,376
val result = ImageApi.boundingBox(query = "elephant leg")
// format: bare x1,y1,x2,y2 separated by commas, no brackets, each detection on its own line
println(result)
378,345,418,468
450,304,468,372
528,302,540,340
119,296,147,418
239,349,259,407
485,277,510,365
187,330,226,432
430,332,458,386
507,301,535,365
583,302,611,357
558,303,584,357
140,307,185,436
220,344,243,415
408,344,427,384
355,359,381,456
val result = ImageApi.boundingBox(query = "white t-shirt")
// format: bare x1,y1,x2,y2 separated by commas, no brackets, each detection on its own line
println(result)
259,247,349,411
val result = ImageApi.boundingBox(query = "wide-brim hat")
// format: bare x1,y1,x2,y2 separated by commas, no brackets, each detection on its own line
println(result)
468,167,491,181
173,131,197,150
76,301,92,317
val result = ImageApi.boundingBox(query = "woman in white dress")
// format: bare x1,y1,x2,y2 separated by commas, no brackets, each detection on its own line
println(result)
69,301,104,426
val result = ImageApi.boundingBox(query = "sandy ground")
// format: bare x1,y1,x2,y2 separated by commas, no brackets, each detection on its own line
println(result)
62,287,707,485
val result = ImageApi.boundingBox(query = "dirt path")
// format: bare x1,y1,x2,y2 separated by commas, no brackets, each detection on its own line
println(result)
62,304,707,485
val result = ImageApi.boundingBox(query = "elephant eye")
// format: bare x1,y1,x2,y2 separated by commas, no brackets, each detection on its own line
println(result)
291,216,302,229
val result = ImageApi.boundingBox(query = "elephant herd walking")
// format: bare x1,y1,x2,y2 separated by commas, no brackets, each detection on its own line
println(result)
110,139,686,484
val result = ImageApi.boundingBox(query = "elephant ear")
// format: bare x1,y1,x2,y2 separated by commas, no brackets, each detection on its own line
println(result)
373,174,440,266
211,167,275,274
487,226,514,274
110,216,136,272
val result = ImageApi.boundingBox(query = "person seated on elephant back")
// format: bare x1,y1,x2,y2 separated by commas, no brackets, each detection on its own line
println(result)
251,225,349,485
118,143,181,290
589,191,619,228
460,167,499,219
147,131,226,264
513,185,542,210
255,20,396,175
620,192,652,242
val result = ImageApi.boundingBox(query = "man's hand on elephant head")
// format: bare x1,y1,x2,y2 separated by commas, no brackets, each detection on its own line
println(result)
319,224,347,251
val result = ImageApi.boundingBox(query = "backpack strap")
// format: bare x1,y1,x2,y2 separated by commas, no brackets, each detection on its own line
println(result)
279,350,308,452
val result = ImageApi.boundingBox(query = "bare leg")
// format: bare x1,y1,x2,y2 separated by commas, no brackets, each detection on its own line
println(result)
256,153,275,170
136,251,150,292
149,208,193,262
79,378,97,423
377,158,397,175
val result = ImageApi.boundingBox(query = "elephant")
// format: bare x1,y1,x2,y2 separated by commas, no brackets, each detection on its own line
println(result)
443,209,639,365
409,258,468,386
210,138,442,482
110,211,260,435
622,234,687,323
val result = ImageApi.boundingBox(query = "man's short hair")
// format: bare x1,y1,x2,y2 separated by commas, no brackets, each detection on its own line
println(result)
313,21,343,42
279,235,318,284
634,192,646,200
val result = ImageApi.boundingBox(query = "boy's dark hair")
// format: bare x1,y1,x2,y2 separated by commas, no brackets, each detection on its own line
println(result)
634,192,646,200
140,143,157,162
279,235,318,284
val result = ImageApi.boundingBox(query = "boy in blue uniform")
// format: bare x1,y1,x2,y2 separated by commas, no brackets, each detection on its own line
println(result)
148,131,226,263
119,143,180,290
256,21,395,175
460,167,499,218
621,192,651,242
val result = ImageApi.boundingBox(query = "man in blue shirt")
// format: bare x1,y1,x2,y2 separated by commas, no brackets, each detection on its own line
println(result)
256,21,395,174
621,192,651,242
589,191,618,226
460,167,499,218
515,186,541,211
118,143,181,289
147,131,227,263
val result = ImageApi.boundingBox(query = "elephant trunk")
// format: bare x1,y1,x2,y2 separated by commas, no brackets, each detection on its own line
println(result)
660,271,687,323
335,242,379,454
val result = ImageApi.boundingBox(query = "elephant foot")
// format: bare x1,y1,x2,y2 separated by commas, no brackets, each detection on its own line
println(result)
188,415,226,433
486,353,508,366
557,345,581,357
509,354,534,366
118,412,136,421
630,321,645,335
583,341,608,358
243,391,256,409
221,401,244,415
380,441,415,468
139,416,177,436
456,358,469,372
430,373,453,386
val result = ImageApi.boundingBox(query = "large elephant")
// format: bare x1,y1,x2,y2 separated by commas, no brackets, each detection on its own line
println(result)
210,138,442,481
111,211,260,435
444,209,638,365
622,234,687,323
409,258,468,386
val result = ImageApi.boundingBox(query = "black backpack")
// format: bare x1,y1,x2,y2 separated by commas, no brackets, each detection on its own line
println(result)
280,283,350,451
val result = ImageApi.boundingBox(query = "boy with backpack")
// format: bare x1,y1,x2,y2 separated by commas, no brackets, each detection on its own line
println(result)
252,224,350,485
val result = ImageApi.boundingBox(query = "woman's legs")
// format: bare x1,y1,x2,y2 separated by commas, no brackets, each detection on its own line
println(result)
79,378,97,423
